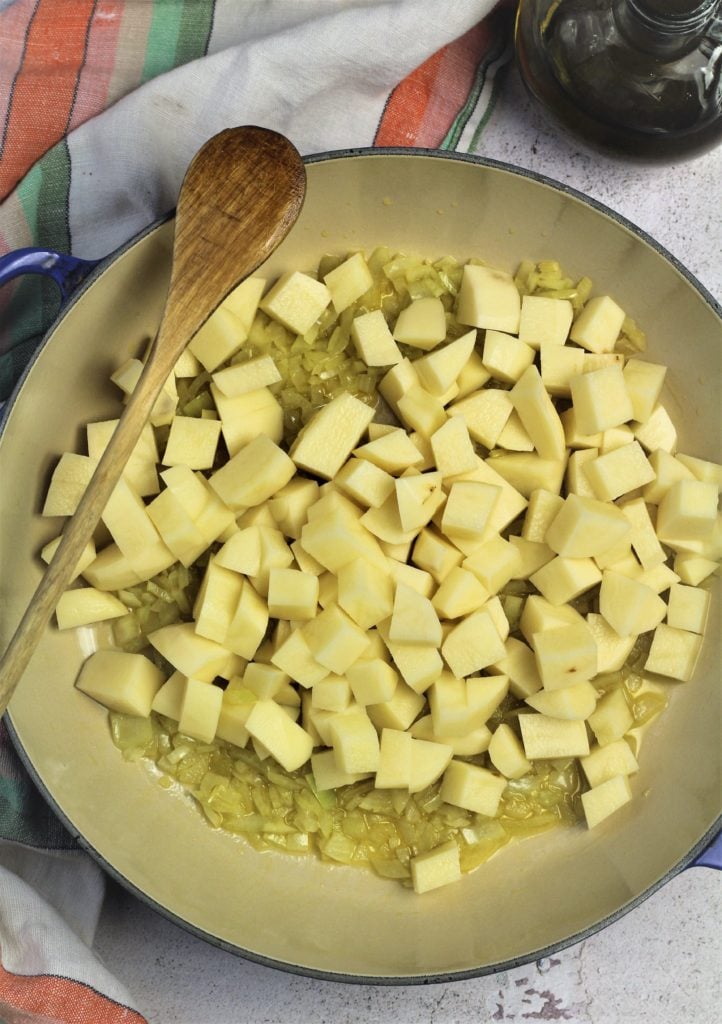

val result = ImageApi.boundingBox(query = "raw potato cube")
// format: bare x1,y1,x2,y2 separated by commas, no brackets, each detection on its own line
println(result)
42,453,97,516
221,276,266,333
351,309,403,366
375,728,413,788
215,526,261,576
455,349,492,397
146,487,209,567
179,677,223,743
271,628,329,688
666,583,710,634
409,738,454,792
510,365,566,461
301,509,387,574
448,389,513,448
56,587,127,630
268,476,320,540
587,688,634,746
509,536,555,579
486,452,567,499
311,674,353,713
581,739,639,788
151,670,187,720
302,604,370,674
337,557,394,629
583,441,656,502
496,411,534,452
216,696,253,750
527,680,598,720
622,358,667,422
581,775,633,829
377,357,420,415
212,385,284,456
245,699,314,771
346,658,398,705
675,452,722,490
395,472,444,532
518,294,573,348
432,566,490,620
441,481,501,541
415,330,477,395
163,415,221,470
329,708,380,773
225,580,269,659
540,344,586,397
570,364,634,435
489,636,543,699
366,679,426,732
101,476,174,577
642,450,696,505
291,392,375,480
531,556,601,606
75,649,164,716
397,385,447,437
211,354,281,397
410,715,492,757
488,724,531,779
644,623,703,681
267,568,319,620
410,840,461,894
656,479,718,548
569,295,625,353
323,251,373,313
482,330,535,383
209,434,296,511
335,458,395,509
440,760,507,816
619,497,666,570
545,493,631,559
87,420,159,497
242,663,290,700
174,348,202,378
188,307,247,372
430,416,477,477
531,621,598,689
523,489,565,543
260,270,331,335
456,264,521,334
633,404,677,454
674,552,718,586
463,536,522,595
441,608,506,678
599,570,666,637
111,358,178,426
519,714,590,759
561,406,603,450
311,749,370,791
453,458,526,536
355,428,425,474
393,296,447,350
41,535,96,583
585,613,637,673
81,544,142,592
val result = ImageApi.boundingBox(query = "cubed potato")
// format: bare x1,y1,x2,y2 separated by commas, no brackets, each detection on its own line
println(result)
508,536,555,579
271,628,329,688
581,739,639,788
329,707,380,773
260,270,331,334
211,384,284,456
354,428,425,474
360,493,419,547
430,416,477,478
531,621,598,689
408,737,454,793
377,358,420,416
488,724,532,779
522,489,565,543
544,493,631,559
564,449,598,499
379,630,444,694
193,559,244,644
518,294,573,348
351,309,403,366
456,264,521,334
448,388,513,448
412,527,463,583
311,674,353,713
440,760,507,816
510,365,566,460
482,329,535,384
581,775,633,829
415,330,477,395
267,567,319,620
526,680,598,720
587,687,634,746
174,348,203,378
583,441,656,502
410,715,492,757
146,488,209,568
675,452,722,491
87,420,159,497
519,594,585,645
335,457,395,509
311,749,370,791
214,526,262,577
346,658,398,706
530,555,602,606
395,473,445,533
178,677,223,743
301,509,387,574
441,607,506,678
569,295,625,354
496,411,535,453
432,566,489,619
618,497,666,570
245,699,314,771
599,570,667,637
224,580,269,659
375,728,413,788
393,296,447,350
211,354,281,397
100,476,174,578
209,433,295,511
323,251,373,313
666,583,711,633
441,481,501,542
397,385,447,438
41,534,97,583
570,364,634,435
463,536,522,594
585,613,637,673
644,623,703,681
410,840,461,894
488,636,543,699
656,479,718,548
111,357,178,426
633,404,677,454
622,358,667,423
519,714,590,759
220,276,266,334
290,392,375,480
266,476,319,540
75,649,165,716
151,670,187,720
455,349,492,398
188,307,247,372
385,558,434,600
642,450,696,505
673,552,718,586
540,344,586,397
81,544,141,591
561,406,603,450
302,604,370,674
336,557,394,629
42,453,98,516
55,587,127,630
366,678,426,732
242,662,290,701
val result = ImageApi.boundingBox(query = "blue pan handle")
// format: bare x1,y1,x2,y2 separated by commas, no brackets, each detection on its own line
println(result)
0,247,100,302
1,245,721,872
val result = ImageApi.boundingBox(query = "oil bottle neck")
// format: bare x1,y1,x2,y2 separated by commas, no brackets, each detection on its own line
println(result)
613,0,719,58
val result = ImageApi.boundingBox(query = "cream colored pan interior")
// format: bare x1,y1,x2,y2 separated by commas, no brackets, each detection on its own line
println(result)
1,151,720,981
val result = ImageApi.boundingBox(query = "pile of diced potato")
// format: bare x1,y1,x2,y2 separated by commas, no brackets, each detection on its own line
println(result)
41,249,720,894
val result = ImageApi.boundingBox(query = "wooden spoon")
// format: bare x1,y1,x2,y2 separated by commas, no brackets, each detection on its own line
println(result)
0,125,306,713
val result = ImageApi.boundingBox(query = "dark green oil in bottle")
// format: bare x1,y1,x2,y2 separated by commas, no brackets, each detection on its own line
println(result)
515,0,722,161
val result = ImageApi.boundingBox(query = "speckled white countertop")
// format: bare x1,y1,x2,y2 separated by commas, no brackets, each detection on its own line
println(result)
93,65,722,1024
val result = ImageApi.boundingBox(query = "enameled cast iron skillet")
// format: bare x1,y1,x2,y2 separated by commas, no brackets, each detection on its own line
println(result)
0,149,720,982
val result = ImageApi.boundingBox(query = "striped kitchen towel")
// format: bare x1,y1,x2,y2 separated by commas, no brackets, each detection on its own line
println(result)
0,2,514,1021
